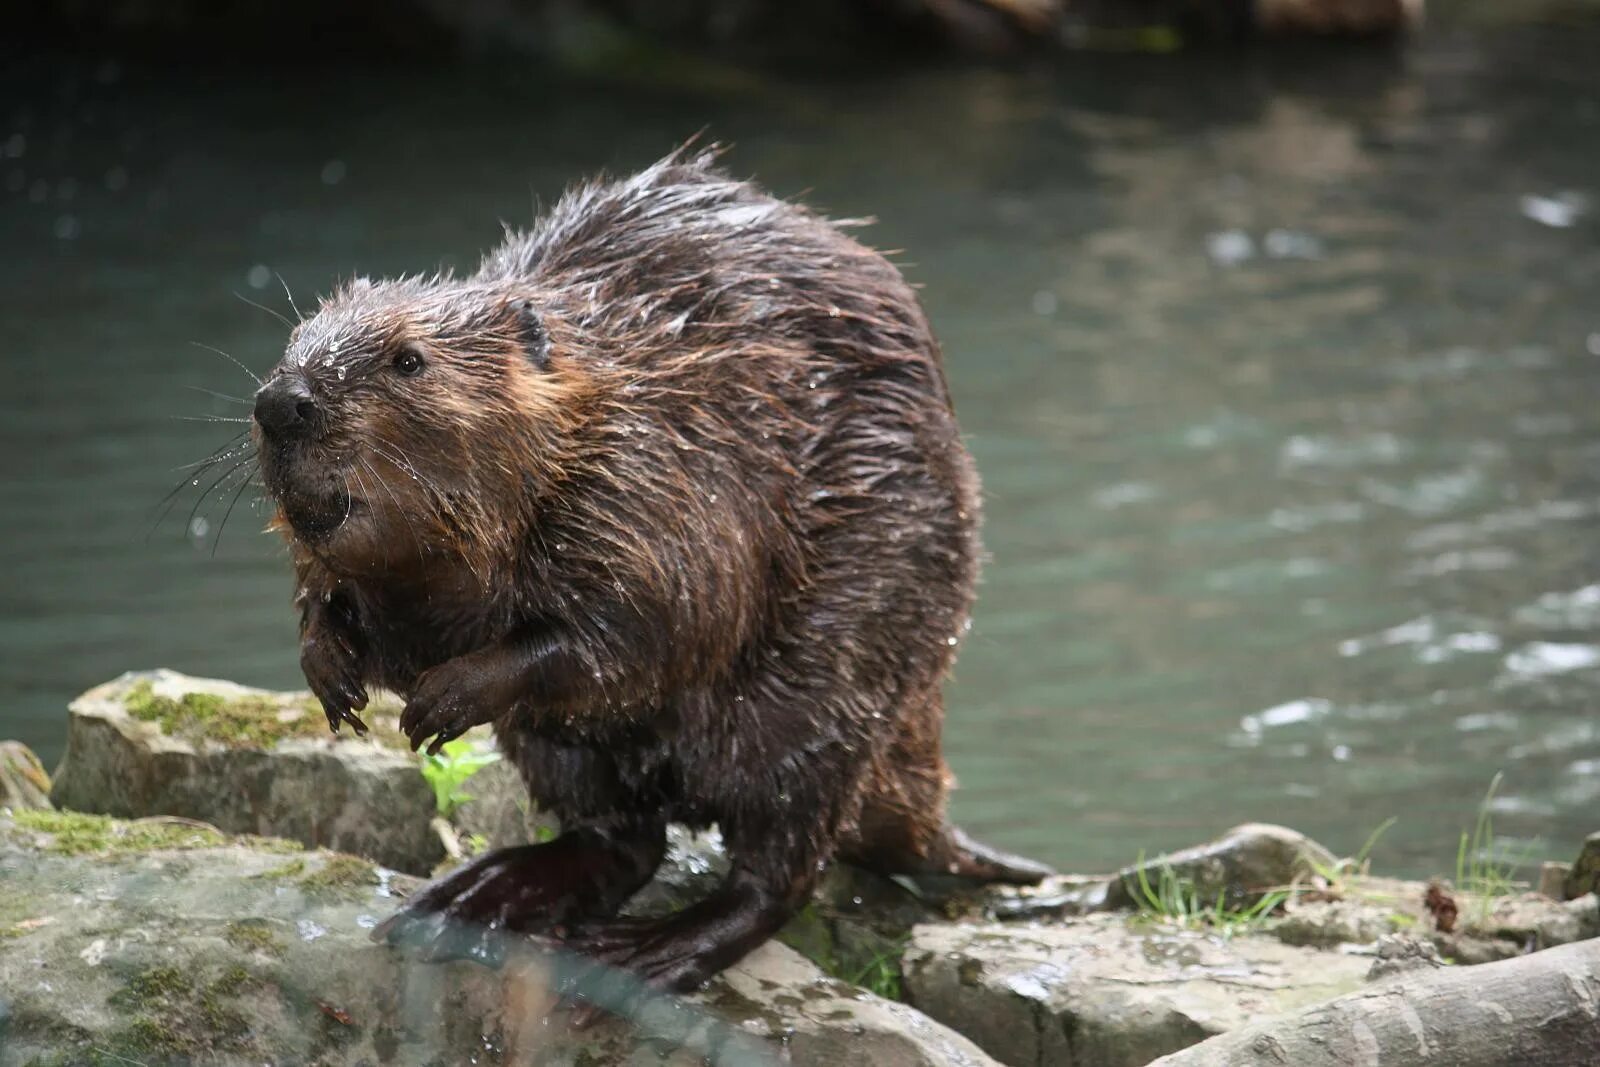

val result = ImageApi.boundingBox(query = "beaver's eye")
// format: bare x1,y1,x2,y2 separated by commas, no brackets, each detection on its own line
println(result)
392,347,425,377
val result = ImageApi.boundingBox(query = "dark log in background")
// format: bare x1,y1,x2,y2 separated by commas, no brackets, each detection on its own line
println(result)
9,0,1419,66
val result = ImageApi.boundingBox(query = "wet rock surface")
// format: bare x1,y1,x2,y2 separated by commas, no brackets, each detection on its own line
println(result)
10,675,1600,1066
989,823,1336,920
903,915,1371,1067
0,812,998,1067
48,670,442,874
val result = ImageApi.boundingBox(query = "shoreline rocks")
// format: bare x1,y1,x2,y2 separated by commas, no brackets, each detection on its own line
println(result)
4,671,1598,1066
49,670,442,874
0,811,996,1067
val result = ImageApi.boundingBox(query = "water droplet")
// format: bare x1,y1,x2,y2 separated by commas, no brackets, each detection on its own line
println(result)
52,214,80,240
188,517,209,539
320,159,347,186
336,365,347,381
246,263,271,289
946,636,959,646
554,543,566,551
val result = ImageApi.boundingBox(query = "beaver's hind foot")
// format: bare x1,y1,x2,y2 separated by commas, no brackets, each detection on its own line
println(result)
372,825,664,966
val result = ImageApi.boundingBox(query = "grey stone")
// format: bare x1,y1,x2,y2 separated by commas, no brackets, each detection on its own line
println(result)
0,812,998,1067
902,915,1371,1067
1539,860,1572,900
1366,933,1443,980
49,670,442,874
989,823,1337,921
1101,823,1338,911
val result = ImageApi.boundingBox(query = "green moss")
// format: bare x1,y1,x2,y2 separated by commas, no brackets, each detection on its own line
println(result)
224,920,285,957
17,809,199,854
103,962,269,1060
777,904,907,1001
109,965,194,1011
256,858,308,880
209,965,256,997
113,1016,189,1056
122,677,408,750
11,808,302,858
15,808,224,854
298,854,379,896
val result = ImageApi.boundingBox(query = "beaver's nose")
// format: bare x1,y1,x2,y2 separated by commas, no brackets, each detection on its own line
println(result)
254,376,321,441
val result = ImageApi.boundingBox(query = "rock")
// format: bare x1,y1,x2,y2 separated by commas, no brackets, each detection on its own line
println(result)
991,823,1337,920
0,742,51,811
1103,823,1338,911
49,670,442,875
902,914,1371,1067
1565,832,1600,901
1538,861,1572,900
0,811,998,1067
1365,934,1443,980
1266,873,1597,961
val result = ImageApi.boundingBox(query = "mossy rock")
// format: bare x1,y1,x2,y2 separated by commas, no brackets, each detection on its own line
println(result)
0,812,995,1067
121,676,408,751
49,671,443,875
0,741,52,811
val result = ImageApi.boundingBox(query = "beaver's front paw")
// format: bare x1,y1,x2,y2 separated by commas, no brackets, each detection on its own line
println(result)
400,652,508,754
301,624,369,736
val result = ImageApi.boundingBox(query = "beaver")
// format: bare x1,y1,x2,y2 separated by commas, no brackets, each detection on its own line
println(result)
251,146,1050,996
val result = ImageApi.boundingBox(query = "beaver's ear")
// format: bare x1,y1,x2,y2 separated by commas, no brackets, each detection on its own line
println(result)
505,297,550,371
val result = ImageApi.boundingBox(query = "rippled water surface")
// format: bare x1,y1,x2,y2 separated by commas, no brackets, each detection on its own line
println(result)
3,21,1598,878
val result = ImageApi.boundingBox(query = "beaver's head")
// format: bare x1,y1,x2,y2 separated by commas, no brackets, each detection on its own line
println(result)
254,277,569,576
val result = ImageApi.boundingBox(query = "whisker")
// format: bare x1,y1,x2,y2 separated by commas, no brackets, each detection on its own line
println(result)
185,385,252,406
147,435,254,540
170,414,252,425
185,459,250,537
169,431,250,473
189,341,263,386
276,272,305,322
211,463,259,557
233,291,294,329
366,440,447,500
340,470,355,528
361,455,423,558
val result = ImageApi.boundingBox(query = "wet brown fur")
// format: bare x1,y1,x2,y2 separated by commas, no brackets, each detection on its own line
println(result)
255,146,1048,992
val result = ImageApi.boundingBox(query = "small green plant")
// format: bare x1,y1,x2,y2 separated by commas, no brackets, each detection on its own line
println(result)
1127,852,1288,937
419,739,500,817
1454,772,1537,923
1304,815,1399,890
847,947,904,1001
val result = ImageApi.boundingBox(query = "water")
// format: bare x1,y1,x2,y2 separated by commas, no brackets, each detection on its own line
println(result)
3,20,1598,881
